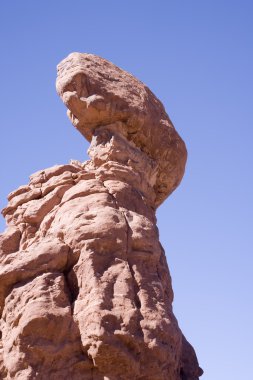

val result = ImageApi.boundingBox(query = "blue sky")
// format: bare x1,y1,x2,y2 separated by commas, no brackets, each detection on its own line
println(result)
0,2,252,379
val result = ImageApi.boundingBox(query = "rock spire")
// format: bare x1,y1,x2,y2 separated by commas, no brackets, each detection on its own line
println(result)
0,53,202,379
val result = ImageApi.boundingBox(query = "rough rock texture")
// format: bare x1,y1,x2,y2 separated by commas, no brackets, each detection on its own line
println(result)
0,53,202,379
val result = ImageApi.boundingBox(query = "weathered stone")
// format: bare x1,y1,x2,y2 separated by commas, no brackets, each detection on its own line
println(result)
7,185,31,202
29,164,80,186
0,227,21,255
56,53,187,207
2,188,42,217
23,184,72,224
0,53,202,379
0,238,70,316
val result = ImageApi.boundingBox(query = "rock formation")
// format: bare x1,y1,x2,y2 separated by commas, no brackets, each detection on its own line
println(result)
0,53,203,380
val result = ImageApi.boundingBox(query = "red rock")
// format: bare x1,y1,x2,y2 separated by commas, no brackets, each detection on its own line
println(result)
56,53,187,207
2,188,42,217
0,53,202,379
7,185,31,202
0,227,21,255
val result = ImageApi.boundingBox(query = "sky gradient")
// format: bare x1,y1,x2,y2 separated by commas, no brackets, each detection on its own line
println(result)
0,2,252,379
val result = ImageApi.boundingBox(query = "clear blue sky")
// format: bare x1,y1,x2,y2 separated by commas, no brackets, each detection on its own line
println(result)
0,2,252,379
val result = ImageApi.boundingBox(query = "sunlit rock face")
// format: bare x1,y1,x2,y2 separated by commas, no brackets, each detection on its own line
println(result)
0,53,202,380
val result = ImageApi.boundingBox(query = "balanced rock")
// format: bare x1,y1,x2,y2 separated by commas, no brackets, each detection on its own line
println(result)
0,53,202,380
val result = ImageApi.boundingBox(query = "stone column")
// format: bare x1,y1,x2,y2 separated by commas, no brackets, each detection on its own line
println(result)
0,53,202,380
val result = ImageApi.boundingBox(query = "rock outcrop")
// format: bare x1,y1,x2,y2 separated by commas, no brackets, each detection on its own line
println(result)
0,53,203,380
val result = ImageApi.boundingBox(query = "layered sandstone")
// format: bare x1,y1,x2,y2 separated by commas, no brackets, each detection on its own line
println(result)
0,53,202,380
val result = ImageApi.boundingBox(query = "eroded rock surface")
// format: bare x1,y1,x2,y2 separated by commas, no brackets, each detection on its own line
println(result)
0,53,202,379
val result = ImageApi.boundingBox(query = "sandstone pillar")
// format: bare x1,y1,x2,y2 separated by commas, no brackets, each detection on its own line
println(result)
0,53,202,380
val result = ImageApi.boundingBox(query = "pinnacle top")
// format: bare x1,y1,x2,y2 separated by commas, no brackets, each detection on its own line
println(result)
56,52,187,206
